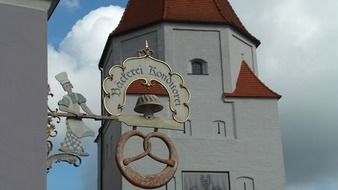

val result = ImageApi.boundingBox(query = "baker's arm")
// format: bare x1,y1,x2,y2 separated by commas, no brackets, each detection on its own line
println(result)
80,103,95,116
59,105,81,116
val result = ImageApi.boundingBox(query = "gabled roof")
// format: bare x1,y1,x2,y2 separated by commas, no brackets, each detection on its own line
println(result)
224,61,281,99
127,79,168,96
112,0,260,46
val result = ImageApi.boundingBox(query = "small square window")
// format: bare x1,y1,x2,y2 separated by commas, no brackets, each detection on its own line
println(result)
192,62,203,74
190,59,207,75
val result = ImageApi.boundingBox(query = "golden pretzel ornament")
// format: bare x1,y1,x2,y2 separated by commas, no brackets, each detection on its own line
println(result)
116,130,178,189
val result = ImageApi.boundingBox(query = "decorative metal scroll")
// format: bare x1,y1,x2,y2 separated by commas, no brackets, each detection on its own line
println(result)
102,41,191,125
103,42,190,189
47,91,81,173
47,42,191,189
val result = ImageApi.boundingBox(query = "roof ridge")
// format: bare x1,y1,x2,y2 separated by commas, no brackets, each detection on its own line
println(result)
213,0,260,46
162,0,167,20
110,0,260,46
215,0,248,33
241,62,281,97
111,0,132,34
213,0,229,22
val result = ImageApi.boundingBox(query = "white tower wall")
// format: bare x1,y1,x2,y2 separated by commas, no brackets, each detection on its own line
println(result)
98,22,285,190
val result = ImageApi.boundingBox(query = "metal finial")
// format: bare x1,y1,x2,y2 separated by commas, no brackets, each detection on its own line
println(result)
145,40,149,49
140,40,153,56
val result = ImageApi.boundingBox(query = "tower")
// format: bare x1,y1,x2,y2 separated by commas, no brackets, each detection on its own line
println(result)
96,0,285,189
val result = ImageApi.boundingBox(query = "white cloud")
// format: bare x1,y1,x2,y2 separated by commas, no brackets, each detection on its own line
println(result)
61,0,80,9
48,5,124,110
288,178,338,190
287,183,316,190
58,5,124,68
272,0,321,46
231,0,338,189
257,0,323,80
47,5,124,188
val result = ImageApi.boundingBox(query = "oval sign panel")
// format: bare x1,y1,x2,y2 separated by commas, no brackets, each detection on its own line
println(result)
102,54,190,123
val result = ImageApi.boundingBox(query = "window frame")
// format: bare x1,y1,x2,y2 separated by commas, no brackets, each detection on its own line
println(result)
182,171,231,190
189,59,208,75
213,120,226,136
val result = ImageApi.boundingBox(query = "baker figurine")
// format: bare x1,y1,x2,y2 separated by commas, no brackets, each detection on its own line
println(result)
55,72,95,156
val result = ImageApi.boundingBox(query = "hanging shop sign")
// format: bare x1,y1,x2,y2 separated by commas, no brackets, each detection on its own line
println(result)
102,45,191,129
48,42,191,189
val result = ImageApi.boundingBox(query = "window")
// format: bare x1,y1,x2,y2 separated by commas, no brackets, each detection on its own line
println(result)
192,61,203,74
183,120,192,136
190,59,207,75
213,119,236,139
213,120,226,136
237,177,255,190
182,171,230,190
170,120,192,137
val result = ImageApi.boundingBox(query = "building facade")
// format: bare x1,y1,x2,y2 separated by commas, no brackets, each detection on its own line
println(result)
0,1,59,189
96,0,285,189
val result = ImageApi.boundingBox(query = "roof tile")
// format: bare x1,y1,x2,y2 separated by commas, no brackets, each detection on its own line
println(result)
112,0,260,46
127,79,169,96
224,61,281,99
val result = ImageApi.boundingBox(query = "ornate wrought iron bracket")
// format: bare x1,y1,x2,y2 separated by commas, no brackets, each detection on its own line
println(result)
47,91,82,173
47,117,82,172
46,42,190,189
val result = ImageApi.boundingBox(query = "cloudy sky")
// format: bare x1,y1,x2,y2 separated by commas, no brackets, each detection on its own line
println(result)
47,0,338,190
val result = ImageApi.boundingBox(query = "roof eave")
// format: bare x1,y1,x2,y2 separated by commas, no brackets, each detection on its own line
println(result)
48,0,60,20
223,94,282,100
98,34,113,69
111,20,260,46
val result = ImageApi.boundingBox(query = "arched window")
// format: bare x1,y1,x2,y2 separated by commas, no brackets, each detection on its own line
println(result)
190,59,207,75
213,120,226,136
237,176,255,190
183,120,192,136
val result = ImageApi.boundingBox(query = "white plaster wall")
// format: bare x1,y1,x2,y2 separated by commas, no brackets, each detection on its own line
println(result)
112,24,164,65
229,98,286,190
0,3,47,190
99,120,122,190
164,99,285,190
163,23,258,93
228,29,258,91
163,23,229,93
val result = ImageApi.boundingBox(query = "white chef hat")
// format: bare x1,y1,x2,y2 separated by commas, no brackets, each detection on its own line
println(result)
55,72,71,85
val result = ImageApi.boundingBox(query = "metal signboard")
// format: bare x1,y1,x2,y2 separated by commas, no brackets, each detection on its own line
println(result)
102,44,190,129
48,42,191,189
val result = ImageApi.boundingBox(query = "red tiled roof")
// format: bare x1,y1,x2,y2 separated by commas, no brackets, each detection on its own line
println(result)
112,0,260,46
127,79,169,96
224,62,281,99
